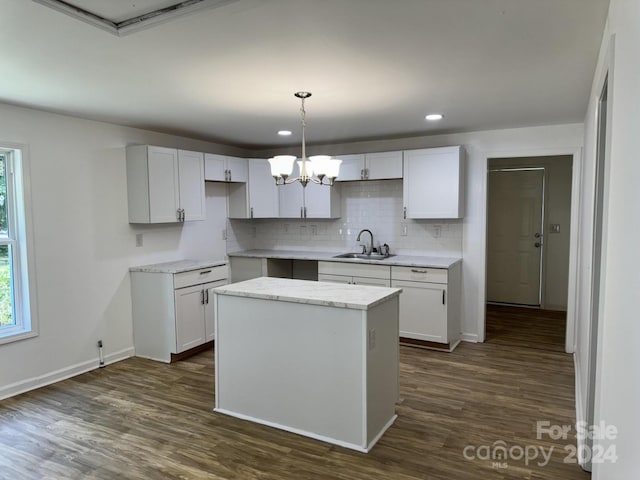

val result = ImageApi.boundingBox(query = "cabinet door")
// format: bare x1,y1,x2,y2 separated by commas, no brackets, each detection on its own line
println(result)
178,150,206,221
403,146,463,219
227,157,249,183
304,181,340,218
278,161,304,218
334,154,365,181
318,273,352,284
205,280,227,342
204,153,226,181
148,146,180,223
352,276,391,287
392,279,447,343
174,284,206,353
248,159,279,218
365,151,403,180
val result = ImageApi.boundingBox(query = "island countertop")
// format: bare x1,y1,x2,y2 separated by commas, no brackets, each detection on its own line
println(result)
213,276,402,310
227,249,461,269
129,259,227,273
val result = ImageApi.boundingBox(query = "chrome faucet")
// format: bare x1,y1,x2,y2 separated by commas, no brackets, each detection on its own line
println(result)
356,229,374,255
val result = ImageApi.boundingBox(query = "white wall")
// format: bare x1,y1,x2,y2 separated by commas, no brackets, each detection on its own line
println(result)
255,124,584,341
0,102,244,399
579,1,640,478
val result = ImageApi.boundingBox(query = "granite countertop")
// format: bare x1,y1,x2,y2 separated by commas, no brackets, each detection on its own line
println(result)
213,277,402,310
129,259,228,273
227,249,461,269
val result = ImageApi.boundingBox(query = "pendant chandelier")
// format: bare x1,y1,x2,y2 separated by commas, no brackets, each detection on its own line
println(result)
268,92,341,187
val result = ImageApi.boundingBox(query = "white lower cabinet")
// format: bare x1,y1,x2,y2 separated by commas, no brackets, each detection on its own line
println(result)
318,262,390,286
131,264,228,362
391,264,461,351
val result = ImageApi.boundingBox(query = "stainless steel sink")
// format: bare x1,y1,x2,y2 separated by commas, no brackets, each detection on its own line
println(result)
333,253,395,260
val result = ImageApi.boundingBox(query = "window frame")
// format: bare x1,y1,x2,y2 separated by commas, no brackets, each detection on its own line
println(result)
0,144,38,345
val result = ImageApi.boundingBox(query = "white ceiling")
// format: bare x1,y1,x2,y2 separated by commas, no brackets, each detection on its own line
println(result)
0,0,609,149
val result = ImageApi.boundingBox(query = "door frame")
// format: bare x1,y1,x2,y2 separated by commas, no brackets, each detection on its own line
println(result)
487,167,546,307
479,146,582,353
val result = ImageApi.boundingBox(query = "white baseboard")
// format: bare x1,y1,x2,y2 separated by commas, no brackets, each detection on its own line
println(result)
461,333,478,343
0,347,134,401
215,407,396,453
573,353,590,471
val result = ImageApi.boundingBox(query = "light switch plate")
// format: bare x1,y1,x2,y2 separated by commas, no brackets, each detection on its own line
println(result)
550,224,561,233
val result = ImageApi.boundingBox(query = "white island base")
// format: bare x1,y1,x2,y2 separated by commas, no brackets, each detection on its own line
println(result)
213,277,401,453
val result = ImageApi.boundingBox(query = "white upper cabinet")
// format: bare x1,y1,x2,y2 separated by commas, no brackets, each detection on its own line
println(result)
278,162,341,218
334,154,365,181
204,153,248,182
177,150,206,221
403,146,464,219
304,181,341,218
335,151,403,181
126,145,205,223
365,151,403,180
249,159,279,218
228,158,280,219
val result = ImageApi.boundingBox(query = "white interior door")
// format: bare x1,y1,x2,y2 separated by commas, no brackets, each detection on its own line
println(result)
487,169,544,306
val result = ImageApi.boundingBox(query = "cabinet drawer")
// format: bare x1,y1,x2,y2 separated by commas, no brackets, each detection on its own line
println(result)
175,265,228,289
318,261,390,280
391,265,447,284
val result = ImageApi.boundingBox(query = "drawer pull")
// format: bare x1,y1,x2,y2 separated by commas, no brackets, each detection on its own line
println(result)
411,269,428,274
200,270,212,275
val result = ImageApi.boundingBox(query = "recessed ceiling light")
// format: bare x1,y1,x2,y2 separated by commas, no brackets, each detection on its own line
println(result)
278,130,292,136
425,114,444,121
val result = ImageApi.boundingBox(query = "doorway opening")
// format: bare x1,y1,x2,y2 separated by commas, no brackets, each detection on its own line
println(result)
485,155,573,351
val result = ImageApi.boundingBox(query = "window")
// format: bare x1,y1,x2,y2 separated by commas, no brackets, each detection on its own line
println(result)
0,147,36,344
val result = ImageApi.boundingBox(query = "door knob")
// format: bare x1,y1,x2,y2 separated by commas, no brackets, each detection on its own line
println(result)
534,232,541,238
534,242,541,248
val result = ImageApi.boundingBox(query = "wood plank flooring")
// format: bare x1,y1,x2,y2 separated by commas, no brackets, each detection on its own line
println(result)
1,311,588,479
486,304,567,353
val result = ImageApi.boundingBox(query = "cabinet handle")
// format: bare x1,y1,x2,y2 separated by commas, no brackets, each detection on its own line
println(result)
227,169,231,182
205,289,210,304
403,207,407,219
200,270,212,275
442,290,446,305
201,290,205,305
304,206,307,218
250,207,254,218
177,208,185,222
300,206,303,218
365,168,369,180
360,169,364,180
411,269,428,274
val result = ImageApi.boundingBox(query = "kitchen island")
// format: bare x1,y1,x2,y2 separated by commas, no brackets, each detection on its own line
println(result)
212,277,402,452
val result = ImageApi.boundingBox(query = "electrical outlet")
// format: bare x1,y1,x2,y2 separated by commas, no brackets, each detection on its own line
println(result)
135,233,143,247
433,225,442,238
401,223,408,236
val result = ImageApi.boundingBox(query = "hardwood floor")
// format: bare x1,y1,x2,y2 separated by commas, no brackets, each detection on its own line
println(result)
0,321,588,479
486,304,567,353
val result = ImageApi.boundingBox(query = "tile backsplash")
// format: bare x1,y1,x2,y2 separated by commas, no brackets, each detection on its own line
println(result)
226,180,462,257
